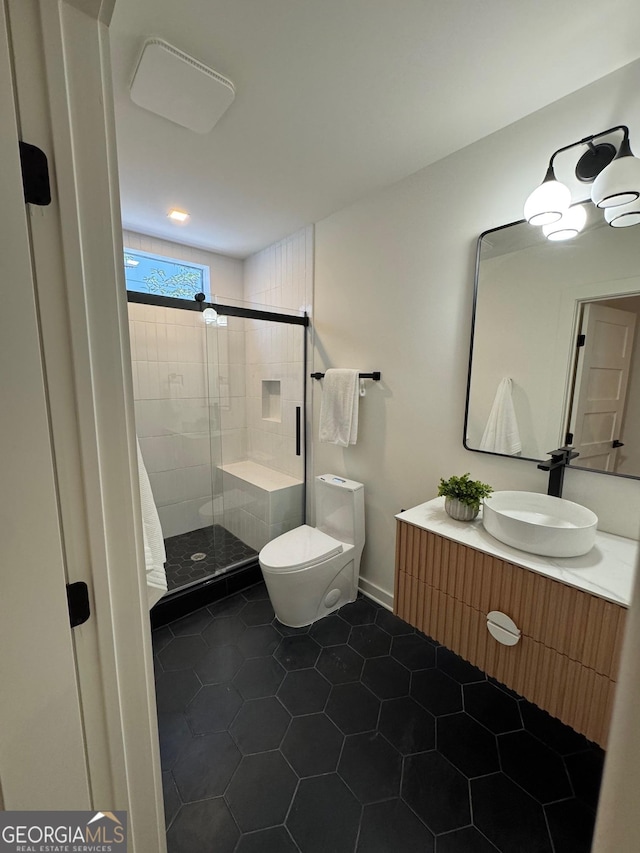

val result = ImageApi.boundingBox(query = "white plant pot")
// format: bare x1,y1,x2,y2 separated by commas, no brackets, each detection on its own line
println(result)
444,497,479,522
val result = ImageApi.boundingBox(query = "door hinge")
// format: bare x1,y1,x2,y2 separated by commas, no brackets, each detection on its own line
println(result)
67,582,91,628
577,334,586,347
19,141,51,206
565,432,573,445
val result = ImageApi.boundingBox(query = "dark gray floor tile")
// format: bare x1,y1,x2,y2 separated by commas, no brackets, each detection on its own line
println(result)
520,700,594,756
281,713,343,776
235,826,299,853
233,657,285,699
545,798,596,853
194,644,244,684
152,625,173,653
155,670,201,714
158,635,207,671
436,647,486,684
316,645,364,684
186,683,243,734
471,773,553,853
565,749,604,811
208,594,246,617
226,751,297,832
238,624,281,658
326,682,380,734
202,615,246,647
162,771,181,829
230,697,291,754
240,598,276,626
435,826,498,853
348,624,391,658
172,732,241,801
275,635,321,670
243,582,270,600
411,669,463,716
374,608,414,637
309,613,351,646
362,656,410,699
166,798,238,853
170,607,214,636
338,731,402,804
339,598,377,625
402,752,471,834
157,711,193,771
274,619,311,637
278,668,331,715
438,712,499,778
357,798,435,853
390,633,436,670
499,730,572,803
379,696,435,755
463,680,522,734
287,774,361,853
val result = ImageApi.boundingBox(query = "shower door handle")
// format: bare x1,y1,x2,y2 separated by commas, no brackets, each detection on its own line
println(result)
296,406,301,456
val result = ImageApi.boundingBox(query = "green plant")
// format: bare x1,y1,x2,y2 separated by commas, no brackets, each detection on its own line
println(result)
437,473,493,511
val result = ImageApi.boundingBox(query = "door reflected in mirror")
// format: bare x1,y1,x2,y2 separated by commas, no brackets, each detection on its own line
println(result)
465,203,640,480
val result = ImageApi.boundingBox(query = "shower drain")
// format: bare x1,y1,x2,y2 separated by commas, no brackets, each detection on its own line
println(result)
190,552,207,562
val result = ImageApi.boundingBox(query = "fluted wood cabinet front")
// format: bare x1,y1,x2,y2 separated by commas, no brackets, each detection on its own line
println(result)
394,520,626,746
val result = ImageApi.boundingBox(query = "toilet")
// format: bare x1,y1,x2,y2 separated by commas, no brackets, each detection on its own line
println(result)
259,474,365,627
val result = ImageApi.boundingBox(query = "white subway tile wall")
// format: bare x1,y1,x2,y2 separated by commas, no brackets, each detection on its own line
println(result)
127,226,312,542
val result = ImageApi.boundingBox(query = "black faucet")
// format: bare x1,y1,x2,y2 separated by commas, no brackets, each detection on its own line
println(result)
537,447,580,498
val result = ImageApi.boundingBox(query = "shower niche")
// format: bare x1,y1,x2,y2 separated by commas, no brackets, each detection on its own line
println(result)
127,292,307,614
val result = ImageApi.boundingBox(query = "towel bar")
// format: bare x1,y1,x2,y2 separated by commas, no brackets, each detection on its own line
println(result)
310,371,381,380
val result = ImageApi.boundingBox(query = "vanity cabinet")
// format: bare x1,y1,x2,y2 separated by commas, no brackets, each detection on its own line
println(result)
395,518,628,746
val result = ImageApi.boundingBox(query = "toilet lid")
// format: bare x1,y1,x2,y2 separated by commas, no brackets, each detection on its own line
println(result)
260,525,343,572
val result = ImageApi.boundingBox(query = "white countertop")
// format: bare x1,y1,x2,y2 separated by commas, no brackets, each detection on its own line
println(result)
396,497,638,608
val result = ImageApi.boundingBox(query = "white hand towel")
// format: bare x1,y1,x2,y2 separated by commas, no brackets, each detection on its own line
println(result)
479,377,522,455
136,437,167,607
319,368,360,447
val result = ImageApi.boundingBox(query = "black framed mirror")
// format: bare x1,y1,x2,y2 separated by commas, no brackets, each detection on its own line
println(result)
465,203,640,479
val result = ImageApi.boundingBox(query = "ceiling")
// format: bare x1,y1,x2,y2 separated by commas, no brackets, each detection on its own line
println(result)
110,0,640,259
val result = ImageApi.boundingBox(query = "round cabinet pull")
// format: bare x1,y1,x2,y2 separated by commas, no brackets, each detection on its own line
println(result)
487,610,521,646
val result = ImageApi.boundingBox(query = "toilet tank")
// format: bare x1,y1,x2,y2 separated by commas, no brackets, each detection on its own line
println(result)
315,474,365,547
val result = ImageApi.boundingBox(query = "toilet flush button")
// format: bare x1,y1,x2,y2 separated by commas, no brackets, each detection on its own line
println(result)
324,589,342,608
487,610,521,646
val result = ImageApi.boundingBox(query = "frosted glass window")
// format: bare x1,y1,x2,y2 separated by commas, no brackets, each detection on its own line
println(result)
124,248,210,300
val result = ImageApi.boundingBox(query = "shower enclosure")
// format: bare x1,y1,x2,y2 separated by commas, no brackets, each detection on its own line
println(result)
127,290,307,611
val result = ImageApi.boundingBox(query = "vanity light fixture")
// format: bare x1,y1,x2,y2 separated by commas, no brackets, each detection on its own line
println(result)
524,125,640,239
542,203,587,241
167,208,190,222
604,196,640,228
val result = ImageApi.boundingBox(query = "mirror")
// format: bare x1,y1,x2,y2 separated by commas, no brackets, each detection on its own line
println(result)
465,203,640,479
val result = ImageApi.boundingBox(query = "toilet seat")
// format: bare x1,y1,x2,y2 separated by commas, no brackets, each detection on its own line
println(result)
260,524,343,573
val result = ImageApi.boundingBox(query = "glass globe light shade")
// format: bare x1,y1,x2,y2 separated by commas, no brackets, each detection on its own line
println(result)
524,179,571,225
202,307,218,325
542,204,587,241
604,197,640,228
591,153,640,208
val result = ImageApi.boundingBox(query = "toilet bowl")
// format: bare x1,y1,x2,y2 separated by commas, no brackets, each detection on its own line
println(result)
259,474,365,627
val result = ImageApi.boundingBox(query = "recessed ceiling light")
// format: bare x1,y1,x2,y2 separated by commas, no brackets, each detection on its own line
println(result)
168,209,190,222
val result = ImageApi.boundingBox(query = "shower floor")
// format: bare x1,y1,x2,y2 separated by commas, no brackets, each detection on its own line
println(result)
164,525,258,592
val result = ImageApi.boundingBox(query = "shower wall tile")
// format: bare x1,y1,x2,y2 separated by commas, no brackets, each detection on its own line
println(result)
149,469,186,507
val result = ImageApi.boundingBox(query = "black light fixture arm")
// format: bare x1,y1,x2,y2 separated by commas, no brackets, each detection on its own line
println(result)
546,125,629,171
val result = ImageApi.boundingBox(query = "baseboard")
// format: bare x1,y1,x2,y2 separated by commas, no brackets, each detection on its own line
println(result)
358,576,394,611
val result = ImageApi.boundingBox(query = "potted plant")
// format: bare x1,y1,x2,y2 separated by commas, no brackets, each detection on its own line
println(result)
438,473,493,521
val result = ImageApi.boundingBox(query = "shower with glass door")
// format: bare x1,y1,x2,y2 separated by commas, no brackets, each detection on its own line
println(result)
126,268,307,614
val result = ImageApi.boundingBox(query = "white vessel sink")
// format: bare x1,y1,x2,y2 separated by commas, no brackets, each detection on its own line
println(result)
482,491,598,558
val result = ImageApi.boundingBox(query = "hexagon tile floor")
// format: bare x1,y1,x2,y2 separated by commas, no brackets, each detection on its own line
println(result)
164,525,257,591
153,584,604,853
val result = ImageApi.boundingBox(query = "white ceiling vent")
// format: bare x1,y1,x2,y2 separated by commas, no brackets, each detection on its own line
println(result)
129,39,235,134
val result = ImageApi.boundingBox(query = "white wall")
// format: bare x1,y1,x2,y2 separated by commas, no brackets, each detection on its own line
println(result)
244,226,314,480
312,59,640,605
